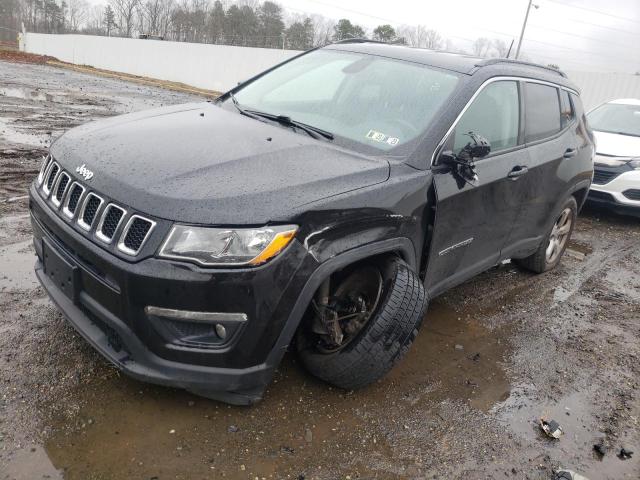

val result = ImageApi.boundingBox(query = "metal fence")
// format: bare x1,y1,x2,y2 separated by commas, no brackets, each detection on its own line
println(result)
565,71,640,111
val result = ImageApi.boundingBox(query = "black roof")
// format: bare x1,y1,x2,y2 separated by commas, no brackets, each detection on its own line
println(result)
325,41,574,87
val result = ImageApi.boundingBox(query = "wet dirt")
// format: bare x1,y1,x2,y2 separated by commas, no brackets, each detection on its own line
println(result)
1,59,639,480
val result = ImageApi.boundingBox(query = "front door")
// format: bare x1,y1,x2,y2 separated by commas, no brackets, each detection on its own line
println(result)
425,80,528,296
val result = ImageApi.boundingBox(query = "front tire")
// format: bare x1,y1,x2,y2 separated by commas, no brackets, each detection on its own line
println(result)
515,196,577,273
296,256,427,390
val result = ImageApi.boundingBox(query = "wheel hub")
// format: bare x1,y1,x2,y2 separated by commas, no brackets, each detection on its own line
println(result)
312,266,383,353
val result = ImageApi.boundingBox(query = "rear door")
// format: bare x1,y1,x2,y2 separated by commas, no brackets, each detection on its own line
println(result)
426,80,529,295
502,82,579,257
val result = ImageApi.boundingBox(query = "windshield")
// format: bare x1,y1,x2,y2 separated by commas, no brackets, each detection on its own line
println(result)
588,102,640,137
228,49,460,154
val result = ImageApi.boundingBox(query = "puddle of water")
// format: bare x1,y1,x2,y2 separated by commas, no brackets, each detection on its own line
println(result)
567,239,593,257
2,445,63,480
498,387,639,480
0,239,38,291
387,300,511,411
33,299,511,479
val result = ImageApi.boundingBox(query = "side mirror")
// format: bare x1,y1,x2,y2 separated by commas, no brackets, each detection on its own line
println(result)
460,132,491,161
438,132,489,186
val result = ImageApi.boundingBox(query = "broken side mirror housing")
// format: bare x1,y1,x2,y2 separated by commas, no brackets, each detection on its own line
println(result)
460,132,491,161
438,133,489,186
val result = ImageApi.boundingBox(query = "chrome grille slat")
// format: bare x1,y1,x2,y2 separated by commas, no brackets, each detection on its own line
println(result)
42,162,60,196
37,155,51,185
51,171,71,207
62,182,85,218
96,204,126,244
118,215,156,256
77,193,104,231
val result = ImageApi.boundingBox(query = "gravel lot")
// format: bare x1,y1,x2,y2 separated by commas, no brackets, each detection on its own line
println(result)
1,59,639,480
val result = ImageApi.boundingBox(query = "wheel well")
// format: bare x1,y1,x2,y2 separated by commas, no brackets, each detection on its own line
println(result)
295,252,400,329
572,187,589,210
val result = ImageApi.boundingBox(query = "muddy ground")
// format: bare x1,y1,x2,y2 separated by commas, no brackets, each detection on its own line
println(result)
1,59,639,480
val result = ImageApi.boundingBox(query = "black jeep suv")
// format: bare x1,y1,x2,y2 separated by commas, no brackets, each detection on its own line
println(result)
30,41,594,404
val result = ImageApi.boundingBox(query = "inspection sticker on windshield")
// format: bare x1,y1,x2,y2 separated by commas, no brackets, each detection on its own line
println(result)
366,130,400,146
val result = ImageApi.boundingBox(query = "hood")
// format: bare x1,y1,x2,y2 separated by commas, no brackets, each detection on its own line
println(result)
593,130,640,158
51,103,389,224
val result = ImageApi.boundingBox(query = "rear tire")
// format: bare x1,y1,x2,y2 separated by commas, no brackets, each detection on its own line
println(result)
515,196,577,273
296,256,427,390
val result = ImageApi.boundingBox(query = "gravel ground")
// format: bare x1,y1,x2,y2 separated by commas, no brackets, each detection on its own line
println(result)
1,59,639,480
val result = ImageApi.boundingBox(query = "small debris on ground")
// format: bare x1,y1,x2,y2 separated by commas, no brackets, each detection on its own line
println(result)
555,469,590,480
228,425,239,433
592,441,607,457
540,418,563,439
617,447,633,460
454,344,464,351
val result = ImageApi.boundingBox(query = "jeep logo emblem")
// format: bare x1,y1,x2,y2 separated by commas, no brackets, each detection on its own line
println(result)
76,164,94,181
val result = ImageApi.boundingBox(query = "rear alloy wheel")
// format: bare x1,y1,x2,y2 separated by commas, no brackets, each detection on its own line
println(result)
515,196,577,273
546,207,573,264
296,256,427,390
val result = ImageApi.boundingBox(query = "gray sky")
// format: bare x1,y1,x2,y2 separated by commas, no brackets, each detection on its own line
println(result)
87,0,640,73
277,0,640,73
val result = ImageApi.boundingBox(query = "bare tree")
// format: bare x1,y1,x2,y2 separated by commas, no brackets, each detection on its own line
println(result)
110,0,141,37
491,39,510,58
472,37,491,57
396,25,442,50
67,0,89,32
310,14,334,47
84,4,105,34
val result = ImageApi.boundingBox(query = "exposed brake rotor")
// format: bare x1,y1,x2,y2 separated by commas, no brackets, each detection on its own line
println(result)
311,265,383,353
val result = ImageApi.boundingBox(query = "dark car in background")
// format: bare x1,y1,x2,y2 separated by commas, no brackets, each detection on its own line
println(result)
30,41,594,404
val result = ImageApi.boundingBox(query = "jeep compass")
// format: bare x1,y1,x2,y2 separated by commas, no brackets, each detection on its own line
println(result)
30,40,595,404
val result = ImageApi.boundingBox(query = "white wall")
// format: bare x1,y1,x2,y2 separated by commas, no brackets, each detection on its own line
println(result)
565,71,640,111
22,33,302,93
21,34,640,107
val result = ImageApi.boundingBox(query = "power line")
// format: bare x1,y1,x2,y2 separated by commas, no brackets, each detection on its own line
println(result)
543,0,640,25
290,0,640,66
528,23,640,52
543,14,640,37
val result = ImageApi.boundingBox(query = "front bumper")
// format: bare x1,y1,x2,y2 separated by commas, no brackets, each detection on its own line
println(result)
29,183,317,404
589,169,640,216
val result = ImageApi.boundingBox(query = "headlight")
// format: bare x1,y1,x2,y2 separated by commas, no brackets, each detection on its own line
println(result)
158,225,298,266
629,158,640,169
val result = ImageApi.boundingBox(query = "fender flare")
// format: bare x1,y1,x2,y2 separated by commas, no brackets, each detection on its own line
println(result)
265,237,417,366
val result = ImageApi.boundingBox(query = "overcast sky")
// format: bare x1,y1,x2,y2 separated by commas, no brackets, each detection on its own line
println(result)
87,0,640,73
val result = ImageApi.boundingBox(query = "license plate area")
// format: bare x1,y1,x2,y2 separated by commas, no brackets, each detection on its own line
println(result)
43,238,79,302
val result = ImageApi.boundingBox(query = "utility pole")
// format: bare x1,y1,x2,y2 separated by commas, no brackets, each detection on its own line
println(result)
515,0,538,59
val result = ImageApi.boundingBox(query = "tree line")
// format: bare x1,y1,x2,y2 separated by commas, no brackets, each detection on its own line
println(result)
1,0,515,57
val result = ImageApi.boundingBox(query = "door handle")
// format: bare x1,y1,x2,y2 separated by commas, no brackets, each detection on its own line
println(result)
507,165,529,179
563,148,577,158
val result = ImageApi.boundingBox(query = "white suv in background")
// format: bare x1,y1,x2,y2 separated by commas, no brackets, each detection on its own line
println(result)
587,98,640,216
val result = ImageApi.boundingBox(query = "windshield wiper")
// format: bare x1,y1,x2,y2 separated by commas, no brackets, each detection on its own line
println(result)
228,94,334,141
245,110,334,141
228,92,262,121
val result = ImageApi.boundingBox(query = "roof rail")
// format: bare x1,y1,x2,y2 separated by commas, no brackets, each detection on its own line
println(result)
332,38,387,45
475,58,567,78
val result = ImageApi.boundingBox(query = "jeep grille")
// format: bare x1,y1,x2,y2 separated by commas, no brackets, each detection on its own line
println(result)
37,158,156,257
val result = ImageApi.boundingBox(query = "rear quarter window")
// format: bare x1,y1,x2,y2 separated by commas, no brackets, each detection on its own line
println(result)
559,90,575,127
524,82,561,143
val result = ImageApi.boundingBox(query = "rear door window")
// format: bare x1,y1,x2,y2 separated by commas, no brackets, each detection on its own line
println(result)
453,80,520,154
524,82,561,142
